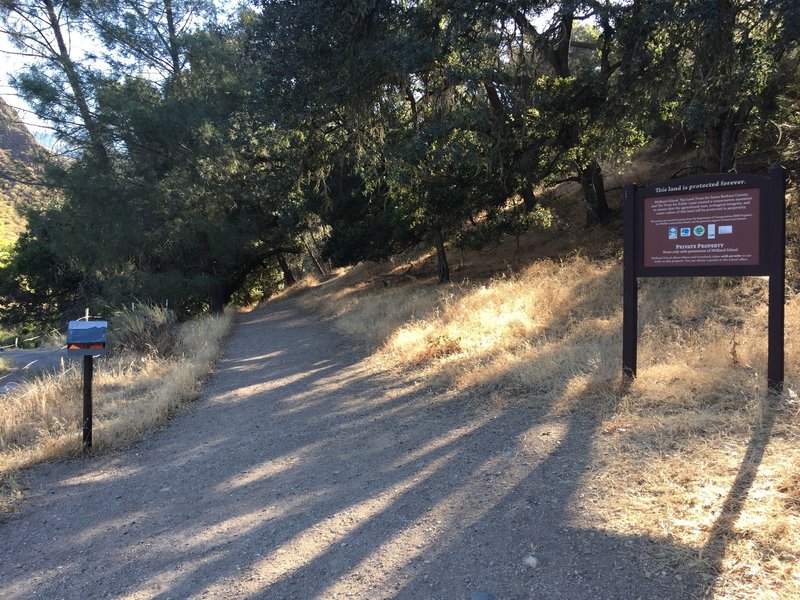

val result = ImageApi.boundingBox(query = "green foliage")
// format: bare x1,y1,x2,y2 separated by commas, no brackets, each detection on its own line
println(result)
0,240,10,268
455,203,553,251
0,218,85,326
227,259,287,306
2,0,800,324
616,0,800,171
2,7,307,318
254,0,542,278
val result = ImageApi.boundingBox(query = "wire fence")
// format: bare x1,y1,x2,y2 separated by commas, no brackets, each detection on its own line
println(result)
0,331,58,351
0,359,85,403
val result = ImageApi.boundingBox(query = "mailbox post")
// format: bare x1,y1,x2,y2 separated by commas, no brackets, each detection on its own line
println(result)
66,320,108,450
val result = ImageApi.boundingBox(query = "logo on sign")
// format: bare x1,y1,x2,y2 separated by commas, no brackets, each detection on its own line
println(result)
693,225,706,237
680,227,691,237
668,227,678,240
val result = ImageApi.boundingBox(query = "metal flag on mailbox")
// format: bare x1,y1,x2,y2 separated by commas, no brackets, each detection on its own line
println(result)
66,321,109,356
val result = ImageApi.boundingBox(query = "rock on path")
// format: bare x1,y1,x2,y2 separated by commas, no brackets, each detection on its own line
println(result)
0,298,699,599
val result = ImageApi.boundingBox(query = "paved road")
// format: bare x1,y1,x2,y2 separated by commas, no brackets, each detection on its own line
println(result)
0,299,705,599
0,348,71,395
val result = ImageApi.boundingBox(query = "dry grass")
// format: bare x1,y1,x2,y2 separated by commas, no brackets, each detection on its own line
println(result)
296,250,800,599
0,309,233,511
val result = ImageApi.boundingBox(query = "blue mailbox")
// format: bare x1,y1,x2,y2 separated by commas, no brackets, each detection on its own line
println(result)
67,321,108,356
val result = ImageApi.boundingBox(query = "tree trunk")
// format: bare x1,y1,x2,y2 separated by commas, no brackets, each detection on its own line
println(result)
547,13,573,77
302,236,325,275
406,85,419,131
308,229,331,272
277,254,296,287
483,79,505,119
208,281,226,314
432,227,450,284
577,160,610,226
163,0,182,80
522,184,537,212
44,0,108,165
715,103,752,172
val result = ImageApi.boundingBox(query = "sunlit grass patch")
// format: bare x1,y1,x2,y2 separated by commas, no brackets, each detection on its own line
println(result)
298,252,800,598
585,409,800,600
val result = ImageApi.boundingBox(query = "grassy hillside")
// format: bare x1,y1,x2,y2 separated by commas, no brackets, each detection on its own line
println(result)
0,163,41,244
0,97,47,245
287,171,799,599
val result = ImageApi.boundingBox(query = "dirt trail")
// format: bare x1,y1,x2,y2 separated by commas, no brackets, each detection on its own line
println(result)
0,298,702,599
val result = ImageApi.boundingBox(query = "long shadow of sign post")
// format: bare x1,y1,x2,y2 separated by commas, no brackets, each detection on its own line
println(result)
692,392,779,597
624,165,787,597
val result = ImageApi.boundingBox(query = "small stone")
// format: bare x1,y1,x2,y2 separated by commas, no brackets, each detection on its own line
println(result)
471,592,496,600
524,554,540,569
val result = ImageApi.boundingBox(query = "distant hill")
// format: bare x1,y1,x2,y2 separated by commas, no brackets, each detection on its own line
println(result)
0,97,37,162
0,96,47,245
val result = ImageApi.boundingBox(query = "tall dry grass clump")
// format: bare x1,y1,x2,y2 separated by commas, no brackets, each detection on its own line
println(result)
109,303,178,356
293,258,440,345
383,258,624,405
302,257,641,407
303,256,797,409
301,255,799,599
0,306,233,510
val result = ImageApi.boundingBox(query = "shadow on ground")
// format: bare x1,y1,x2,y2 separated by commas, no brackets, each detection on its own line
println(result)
0,298,744,599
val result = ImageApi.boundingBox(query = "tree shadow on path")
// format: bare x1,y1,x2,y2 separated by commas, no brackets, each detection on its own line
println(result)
0,298,718,599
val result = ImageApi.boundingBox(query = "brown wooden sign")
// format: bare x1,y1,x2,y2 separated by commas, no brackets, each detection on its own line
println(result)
623,166,786,389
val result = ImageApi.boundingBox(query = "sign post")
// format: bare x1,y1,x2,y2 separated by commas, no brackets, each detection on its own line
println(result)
623,165,786,390
82,355,93,448
67,320,108,450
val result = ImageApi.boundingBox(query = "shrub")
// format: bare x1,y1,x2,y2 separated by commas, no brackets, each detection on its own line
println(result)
107,303,178,357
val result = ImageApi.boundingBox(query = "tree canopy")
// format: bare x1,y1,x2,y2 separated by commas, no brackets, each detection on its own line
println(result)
0,0,798,321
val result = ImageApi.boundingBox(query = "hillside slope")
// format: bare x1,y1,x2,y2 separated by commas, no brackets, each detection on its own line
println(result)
287,203,799,599
0,97,45,244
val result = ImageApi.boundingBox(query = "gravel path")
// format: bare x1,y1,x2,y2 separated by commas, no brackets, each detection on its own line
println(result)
0,298,702,599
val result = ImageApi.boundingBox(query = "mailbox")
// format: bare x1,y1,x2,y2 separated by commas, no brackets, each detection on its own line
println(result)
67,320,108,356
